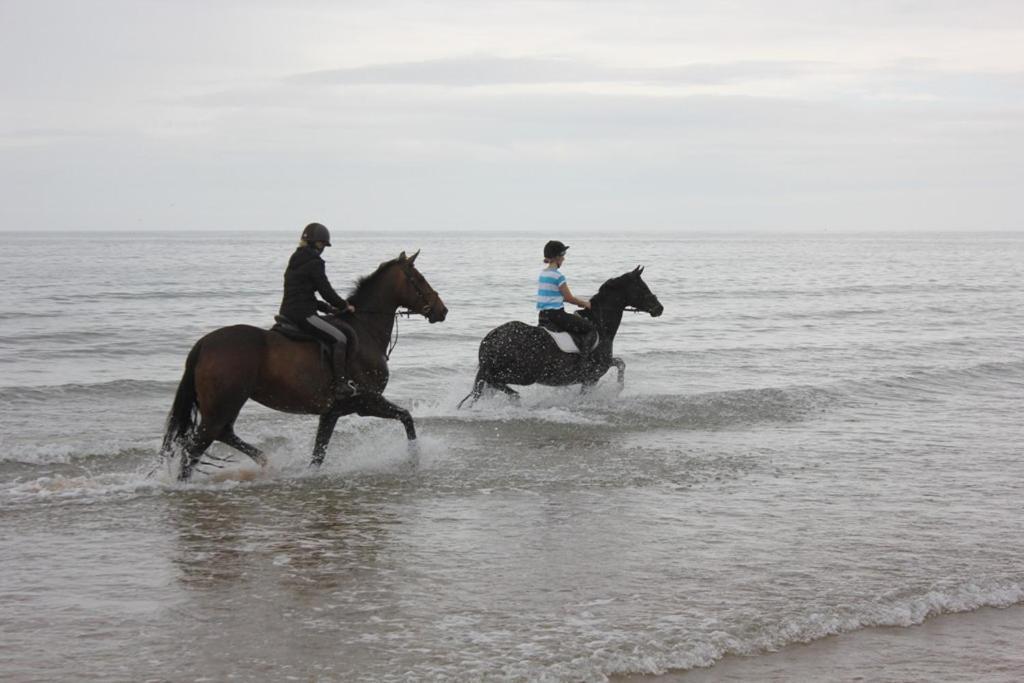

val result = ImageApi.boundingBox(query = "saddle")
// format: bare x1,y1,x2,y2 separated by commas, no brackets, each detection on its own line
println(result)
271,315,358,367
273,315,323,344
538,323,599,354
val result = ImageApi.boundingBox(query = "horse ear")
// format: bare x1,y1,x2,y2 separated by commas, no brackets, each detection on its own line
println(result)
409,249,420,264
638,265,645,275
399,251,407,262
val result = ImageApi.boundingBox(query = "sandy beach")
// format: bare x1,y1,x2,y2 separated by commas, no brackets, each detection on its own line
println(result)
619,605,1024,682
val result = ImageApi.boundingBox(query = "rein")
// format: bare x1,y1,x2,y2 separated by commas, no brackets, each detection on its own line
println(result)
385,309,416,360
350,309,415,316
341,261,436,359
338,309,415,360
384,262,436,359
584,303,642,313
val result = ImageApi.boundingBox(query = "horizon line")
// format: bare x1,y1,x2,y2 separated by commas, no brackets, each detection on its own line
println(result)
2,227,1023,235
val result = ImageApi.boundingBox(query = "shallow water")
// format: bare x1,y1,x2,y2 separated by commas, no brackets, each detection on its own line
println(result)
1,231,1022,680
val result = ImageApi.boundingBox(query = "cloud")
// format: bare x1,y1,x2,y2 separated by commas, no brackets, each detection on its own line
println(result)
862,66,1024,105
0,128,109,149
3,1,1024,231
287,55,822,88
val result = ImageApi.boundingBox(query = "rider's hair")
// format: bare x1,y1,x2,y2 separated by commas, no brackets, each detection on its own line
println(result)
299,239,309,247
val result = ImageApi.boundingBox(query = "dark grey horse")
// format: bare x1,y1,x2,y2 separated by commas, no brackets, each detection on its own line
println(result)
458,267,663,407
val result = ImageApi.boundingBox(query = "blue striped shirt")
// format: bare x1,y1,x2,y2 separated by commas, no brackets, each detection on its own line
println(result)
537,267,567,310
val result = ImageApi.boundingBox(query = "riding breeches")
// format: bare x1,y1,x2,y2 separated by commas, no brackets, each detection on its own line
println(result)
297,314,348,347
538,308,595,335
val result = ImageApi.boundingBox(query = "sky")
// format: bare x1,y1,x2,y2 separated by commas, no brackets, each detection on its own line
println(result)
1,0,1022,232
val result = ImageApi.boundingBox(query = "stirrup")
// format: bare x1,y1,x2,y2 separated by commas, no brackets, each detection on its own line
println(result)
334,379,360,399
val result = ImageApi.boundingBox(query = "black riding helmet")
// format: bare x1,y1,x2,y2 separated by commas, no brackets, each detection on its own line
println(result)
301,222,332,247
543,240,569,260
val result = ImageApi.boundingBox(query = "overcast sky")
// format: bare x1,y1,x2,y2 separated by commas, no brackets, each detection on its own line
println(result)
2,0,1022,232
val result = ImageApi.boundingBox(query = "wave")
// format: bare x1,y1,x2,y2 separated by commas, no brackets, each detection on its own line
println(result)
420,357,1024,433
2,357,1019,467
683,282,1019,300
0,441,156,467
0,469,161,507
849,359,1024,400
590,386,834,430
0,378,178,404
424,383,838,433
43,288,276,303
2,345,1019,400
0,430,446,505
599,580,1024,680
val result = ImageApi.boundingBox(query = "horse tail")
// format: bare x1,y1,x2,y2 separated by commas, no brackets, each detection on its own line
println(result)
456,367,485,410
161,340,202,456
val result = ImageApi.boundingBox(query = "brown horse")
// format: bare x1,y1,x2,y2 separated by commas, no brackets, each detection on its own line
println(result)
161,250,447,481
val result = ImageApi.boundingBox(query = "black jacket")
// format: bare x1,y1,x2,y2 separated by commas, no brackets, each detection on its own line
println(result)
279,246,349,320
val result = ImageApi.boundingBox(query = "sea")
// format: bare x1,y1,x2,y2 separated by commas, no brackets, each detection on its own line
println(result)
1,231,1022,681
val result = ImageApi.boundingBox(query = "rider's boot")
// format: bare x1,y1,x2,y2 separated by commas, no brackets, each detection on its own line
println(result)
579,329,598,355
331,342,359,400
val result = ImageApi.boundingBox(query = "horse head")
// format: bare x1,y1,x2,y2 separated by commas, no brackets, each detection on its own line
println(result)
623,266,664,317
394,250,448,323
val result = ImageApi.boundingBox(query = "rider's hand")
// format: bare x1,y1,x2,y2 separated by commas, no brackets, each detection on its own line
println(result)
347,304,356,314
581,299,592,310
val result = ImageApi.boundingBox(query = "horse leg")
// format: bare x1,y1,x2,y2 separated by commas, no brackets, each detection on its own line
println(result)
491,382,520,403
174,324,265,482
179,398,248,482
456,372,487,409
219,429,267,468
309,407,354,469
352,393,417,440
612,357,626,388
179,430,215,481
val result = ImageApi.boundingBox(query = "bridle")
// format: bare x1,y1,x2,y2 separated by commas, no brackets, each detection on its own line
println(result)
400,262,440,319
347,262,438,318
382,262,440,360
589,284,659,315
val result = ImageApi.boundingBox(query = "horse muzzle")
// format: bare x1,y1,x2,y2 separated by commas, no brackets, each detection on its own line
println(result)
648,301,664,317
425,300,448,323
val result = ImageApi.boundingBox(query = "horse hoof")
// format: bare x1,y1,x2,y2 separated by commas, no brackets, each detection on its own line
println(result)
406,440,421,468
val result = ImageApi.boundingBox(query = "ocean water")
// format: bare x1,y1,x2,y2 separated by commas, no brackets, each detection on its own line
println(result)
1,231,1022,681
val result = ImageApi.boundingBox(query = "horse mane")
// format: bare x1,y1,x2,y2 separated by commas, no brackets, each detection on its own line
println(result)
598,274,624,291
594,272,631,298
579,272,632,320
347,256,403,303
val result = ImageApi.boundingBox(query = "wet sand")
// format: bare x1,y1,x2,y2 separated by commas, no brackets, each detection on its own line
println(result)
618,605,1024,682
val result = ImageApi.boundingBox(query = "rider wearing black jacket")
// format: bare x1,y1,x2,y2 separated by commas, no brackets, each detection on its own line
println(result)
279,222,358,400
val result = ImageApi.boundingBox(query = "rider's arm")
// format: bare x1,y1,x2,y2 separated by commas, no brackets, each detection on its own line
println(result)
559,282,591,309
310,260,349,311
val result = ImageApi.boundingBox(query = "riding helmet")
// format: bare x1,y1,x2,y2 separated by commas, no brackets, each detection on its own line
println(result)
301,222,332,247
543,240,569,259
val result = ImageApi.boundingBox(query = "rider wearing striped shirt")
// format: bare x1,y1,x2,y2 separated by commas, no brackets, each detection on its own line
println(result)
537,240,596,351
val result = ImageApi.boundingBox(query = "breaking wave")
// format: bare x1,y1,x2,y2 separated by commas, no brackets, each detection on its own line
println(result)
596,581,1024,680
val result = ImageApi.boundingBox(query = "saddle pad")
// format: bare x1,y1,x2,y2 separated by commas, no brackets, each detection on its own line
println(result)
541,327,599,354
